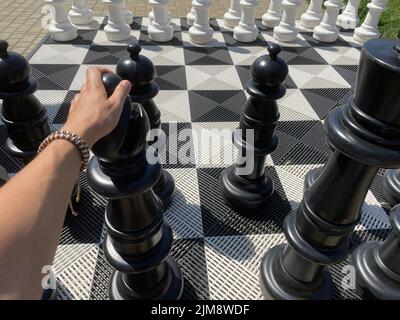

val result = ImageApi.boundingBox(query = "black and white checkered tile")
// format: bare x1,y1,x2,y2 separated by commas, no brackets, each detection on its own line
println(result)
0,16,392,300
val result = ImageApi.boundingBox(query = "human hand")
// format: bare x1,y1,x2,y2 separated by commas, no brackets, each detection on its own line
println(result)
62,67,132,147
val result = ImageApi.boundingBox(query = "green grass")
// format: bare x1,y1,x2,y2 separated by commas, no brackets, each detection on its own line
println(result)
305,0,400,38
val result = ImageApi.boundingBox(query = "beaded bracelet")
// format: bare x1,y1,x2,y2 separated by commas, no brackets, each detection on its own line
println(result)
38,130,90,216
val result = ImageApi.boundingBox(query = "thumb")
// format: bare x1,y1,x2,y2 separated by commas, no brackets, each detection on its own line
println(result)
109,80,131,106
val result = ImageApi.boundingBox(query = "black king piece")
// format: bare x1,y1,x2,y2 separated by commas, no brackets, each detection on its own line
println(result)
220,44,288,213
86,73,183,300
0,40,50,163
117,44,176,209
259,39,400,299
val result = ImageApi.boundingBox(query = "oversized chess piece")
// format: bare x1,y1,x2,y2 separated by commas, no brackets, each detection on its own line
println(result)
224,0,242,28
68,0,94,25
86,73,183,300
300,0,323,29
148,0,174,42
336,0,360,30
233,0,260,43
186,5,197,26
117,44,176,208
122,0,134,25
354,0,388,43
259,38,400,300
149,9,172,24
382,169,400,207
0,40,51,164
262,0,283,28
352,204,400,300
220,44,288,212
313,0,343,43
189,0,213,44
103,0,132,41
45,0,78,41
273,0,302,42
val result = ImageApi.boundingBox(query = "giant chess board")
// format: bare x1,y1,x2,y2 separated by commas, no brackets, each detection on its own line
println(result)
0,16,393,300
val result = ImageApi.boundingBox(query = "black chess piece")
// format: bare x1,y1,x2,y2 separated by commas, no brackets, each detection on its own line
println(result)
0,40,50,163
220,44,288,213
382,169,400,206
86,73,183,300
259,38,400,299
116,44,176,209
352,204,400,299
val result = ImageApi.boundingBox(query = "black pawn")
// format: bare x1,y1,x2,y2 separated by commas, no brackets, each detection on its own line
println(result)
0,40,50,163
352,204,400,299
220,44,288,213
116,44,176,209
259,39,400,299
86,73,183,300
382,169,400,206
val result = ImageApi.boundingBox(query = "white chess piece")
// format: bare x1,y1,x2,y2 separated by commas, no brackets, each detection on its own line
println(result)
353,0,388,43
336,0,360,30
234,0,260,42
300,0,323,29
149,9,171,24
103,0,132,41
122,0,134,25
262,0,283,28
45,0,78,41
186,6,196,26
148,0,174,42
224,0,242,28
189,0,213,43
313,0,343,43
273,0,302,42
68,0,94,25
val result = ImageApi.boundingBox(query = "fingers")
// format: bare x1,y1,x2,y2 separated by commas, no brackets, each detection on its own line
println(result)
108,80,131,107
85,67,113,89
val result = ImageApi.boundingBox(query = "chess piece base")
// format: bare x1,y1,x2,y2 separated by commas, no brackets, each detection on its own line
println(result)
313,23,339,43
273,24,298,42
353,25,380,44
336,14,358,30
189,25,214,43
148,24,174,42
109,256,184,300
259,244,332,300
224,10,241,28
49,23,78,42
262,13,282,28
233,24,259,42
382,169,400,207
352,241,400,300
104,24,132,41
69,9,94,25
153,169,176,209
220,165,274,213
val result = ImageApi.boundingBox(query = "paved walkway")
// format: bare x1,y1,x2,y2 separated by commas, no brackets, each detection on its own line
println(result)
0,0,308,57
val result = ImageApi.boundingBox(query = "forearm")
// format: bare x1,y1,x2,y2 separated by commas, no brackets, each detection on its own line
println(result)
0,139,81,299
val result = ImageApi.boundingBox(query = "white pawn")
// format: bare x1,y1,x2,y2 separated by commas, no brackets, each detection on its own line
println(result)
189,0,213,44
69,0,94,25
300,0,323,29
354,0,388,43
148,0,173,42
224,0,242,28
313,0,343,43
262,0,283,28
234,0,260,42
273,0,302,42
337,0,360,30
187,7,196,27
45,0,78,41
149,9,171,24
103,0,131,41
122,0,133,25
